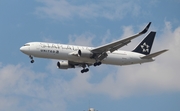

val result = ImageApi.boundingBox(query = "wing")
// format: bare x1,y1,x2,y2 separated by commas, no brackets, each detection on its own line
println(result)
91,22,151,54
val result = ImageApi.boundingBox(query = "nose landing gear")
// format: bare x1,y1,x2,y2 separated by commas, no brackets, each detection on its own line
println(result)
29,55,34,63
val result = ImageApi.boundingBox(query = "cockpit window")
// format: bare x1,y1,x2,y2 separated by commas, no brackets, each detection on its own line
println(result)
24,44,30,46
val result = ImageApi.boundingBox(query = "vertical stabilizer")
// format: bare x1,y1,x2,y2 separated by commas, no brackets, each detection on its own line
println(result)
132,31,156,55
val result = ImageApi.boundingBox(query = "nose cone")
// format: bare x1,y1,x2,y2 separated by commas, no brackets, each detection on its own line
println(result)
20,46,25,53
20,47,23,52
20,46,29,54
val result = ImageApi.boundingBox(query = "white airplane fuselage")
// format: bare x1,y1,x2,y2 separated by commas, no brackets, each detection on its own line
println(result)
20,42,154,66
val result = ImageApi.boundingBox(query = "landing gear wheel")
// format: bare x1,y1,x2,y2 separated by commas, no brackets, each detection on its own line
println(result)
81,70,84,73
94,62,101,66
85,68,89,72
81,68,89,73
31,60,34,63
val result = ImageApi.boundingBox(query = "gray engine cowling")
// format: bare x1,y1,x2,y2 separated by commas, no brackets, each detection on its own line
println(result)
78,49,93,57
57,61,74,69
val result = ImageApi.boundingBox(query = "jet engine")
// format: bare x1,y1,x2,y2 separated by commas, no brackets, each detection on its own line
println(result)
57,61,75,69
78,50,93,57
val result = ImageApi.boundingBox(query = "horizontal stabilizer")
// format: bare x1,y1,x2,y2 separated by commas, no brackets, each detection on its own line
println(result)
141,49,168,59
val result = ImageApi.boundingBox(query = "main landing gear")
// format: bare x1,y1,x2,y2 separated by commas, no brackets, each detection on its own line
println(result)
81,68,89,73
93,61,101,66
80,61,102,73
29,55,34,63
81,64,89,73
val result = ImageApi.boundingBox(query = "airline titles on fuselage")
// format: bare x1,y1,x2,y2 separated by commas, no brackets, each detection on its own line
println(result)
39,42,93,54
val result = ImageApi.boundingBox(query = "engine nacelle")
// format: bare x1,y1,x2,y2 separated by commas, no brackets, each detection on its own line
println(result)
57,61,74,69
78,49,93,57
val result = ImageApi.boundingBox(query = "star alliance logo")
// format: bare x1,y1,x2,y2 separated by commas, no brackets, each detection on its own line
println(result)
141,42,149,52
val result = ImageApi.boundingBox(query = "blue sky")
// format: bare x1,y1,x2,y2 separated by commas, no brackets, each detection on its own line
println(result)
1,0,180,111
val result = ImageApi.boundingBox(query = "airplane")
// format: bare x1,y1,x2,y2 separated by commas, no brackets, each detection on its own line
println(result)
20,22,168,73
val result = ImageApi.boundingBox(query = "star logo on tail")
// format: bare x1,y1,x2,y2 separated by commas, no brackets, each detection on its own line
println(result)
141,42,149,52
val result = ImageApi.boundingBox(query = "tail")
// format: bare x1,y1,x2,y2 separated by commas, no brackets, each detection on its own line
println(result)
132,31,156,55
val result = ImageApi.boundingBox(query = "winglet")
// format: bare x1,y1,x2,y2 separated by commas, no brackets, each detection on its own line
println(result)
139,22,151,34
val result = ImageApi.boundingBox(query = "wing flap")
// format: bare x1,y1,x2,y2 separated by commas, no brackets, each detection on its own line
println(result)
141,49,168,59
